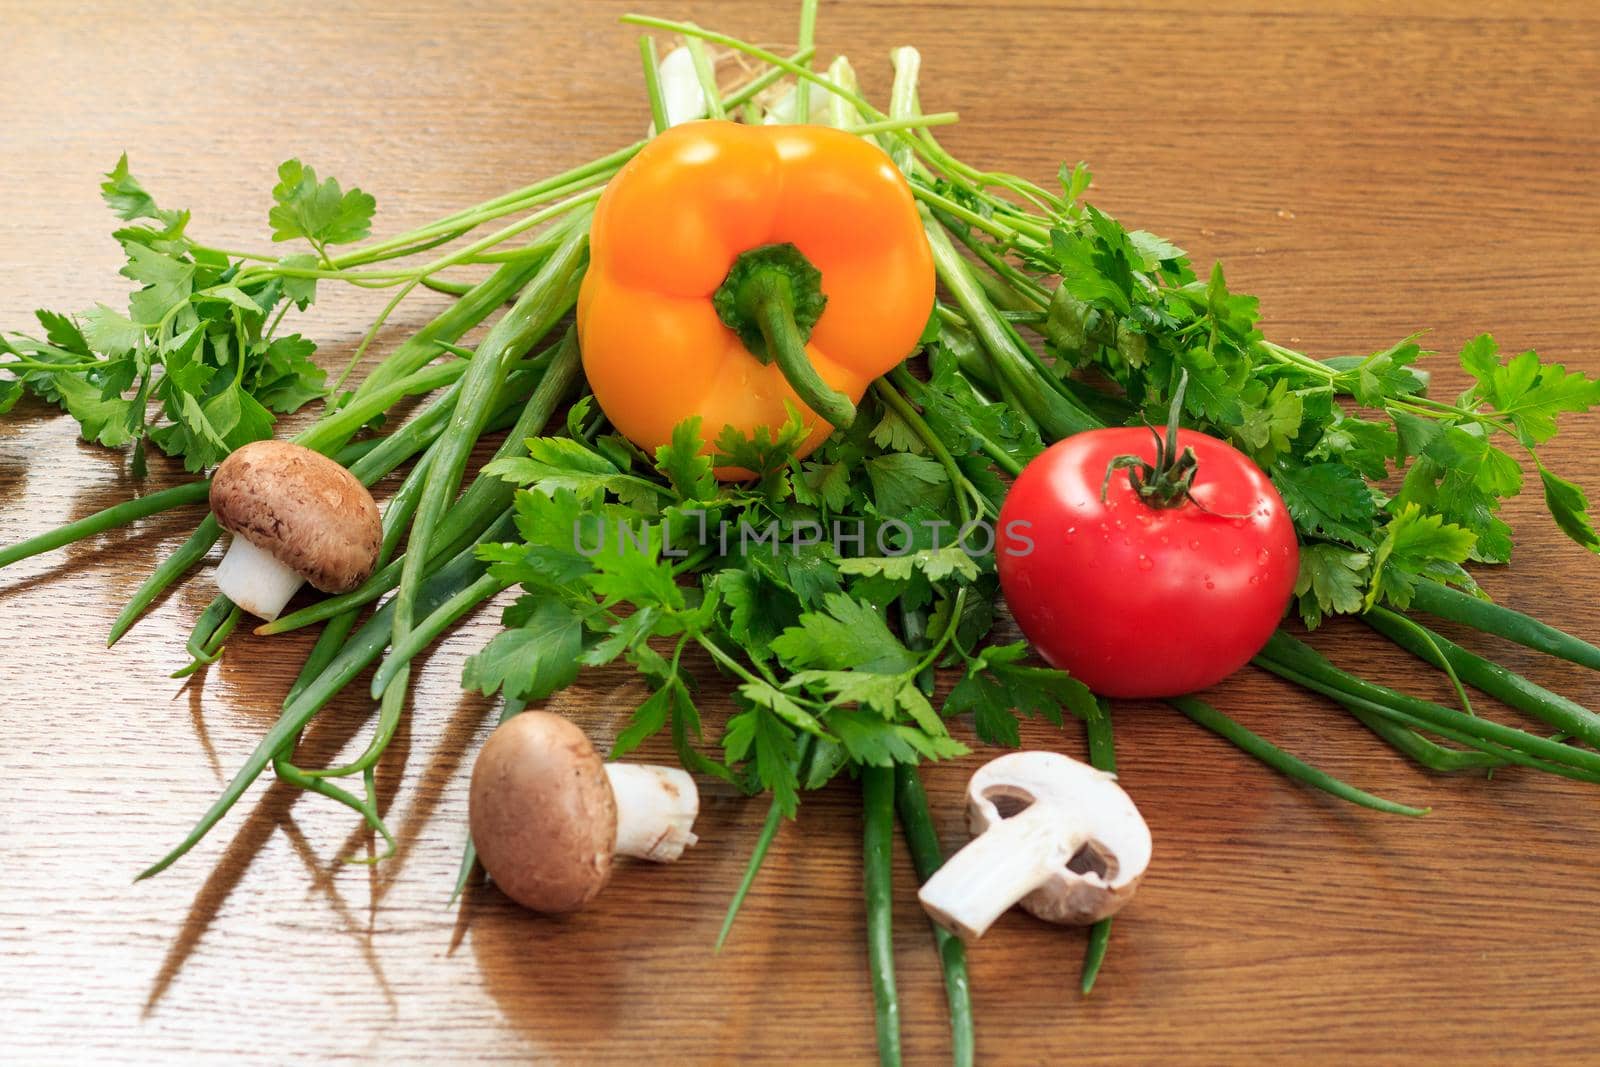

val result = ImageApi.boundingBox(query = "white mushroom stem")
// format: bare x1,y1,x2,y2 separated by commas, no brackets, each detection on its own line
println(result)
605,763,700,862
213,536,303,621
918,802,1089,942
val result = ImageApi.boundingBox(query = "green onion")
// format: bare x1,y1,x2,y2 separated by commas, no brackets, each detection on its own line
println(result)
1409,580,1600,674
893,764,974,1067
0,481,209,571
862,764,902,1067
1170,696,1428,817
1079,701,1117,995
1365,607,1600,749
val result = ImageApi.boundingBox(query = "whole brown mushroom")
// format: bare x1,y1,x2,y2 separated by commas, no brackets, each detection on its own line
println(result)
209,440,381,621
469,711,700,913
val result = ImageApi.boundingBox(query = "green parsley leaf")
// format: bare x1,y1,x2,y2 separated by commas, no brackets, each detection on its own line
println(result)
268,159,376,249
1272,460,1380,548
770,593,917,674
864,452,950,518
654,416,717,501
1293,544,1371,628
462,600,584,701
1538,462,1600,554
1365,504,1477,610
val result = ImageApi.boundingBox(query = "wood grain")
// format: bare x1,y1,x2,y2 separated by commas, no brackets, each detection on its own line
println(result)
3,1,1599,1063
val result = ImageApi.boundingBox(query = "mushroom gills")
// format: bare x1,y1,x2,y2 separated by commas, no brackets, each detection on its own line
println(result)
213,535,304,621
605,762,700,862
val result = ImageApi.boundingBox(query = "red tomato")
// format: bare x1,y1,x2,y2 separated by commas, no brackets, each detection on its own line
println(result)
996,428,1298,698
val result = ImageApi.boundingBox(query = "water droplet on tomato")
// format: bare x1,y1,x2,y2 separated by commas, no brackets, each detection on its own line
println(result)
1257,548,1271,565
1231,546,1241,557
1205,580,1215,590
1159,535,1169,545
1137,555,1153,571
1189,539,1201,550
1065,527,1076,537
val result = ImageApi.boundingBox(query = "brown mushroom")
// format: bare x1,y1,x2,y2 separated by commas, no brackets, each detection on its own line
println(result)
917,750,1152,941
468,711,700,913
209,440,381,621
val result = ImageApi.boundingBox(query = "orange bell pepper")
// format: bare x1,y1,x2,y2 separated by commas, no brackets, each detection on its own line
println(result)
577,120,935,472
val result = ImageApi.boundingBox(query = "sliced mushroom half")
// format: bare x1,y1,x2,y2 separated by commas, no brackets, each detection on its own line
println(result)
917,750,1152,941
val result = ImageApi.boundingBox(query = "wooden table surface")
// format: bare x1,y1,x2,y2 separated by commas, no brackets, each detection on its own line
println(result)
4,1,1599,1063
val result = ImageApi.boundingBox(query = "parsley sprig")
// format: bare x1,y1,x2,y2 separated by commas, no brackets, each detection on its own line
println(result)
472,396,1093,814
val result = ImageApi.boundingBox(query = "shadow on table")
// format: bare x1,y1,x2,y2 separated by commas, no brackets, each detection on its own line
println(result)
466,882,629,1043
142,668,402,1016
143,633,504,1016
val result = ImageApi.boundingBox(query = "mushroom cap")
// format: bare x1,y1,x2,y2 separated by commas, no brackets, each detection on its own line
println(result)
468,711,618,913
966,750,1152,924
209,440,381,594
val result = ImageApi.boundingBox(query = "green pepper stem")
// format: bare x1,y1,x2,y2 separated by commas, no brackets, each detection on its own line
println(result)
754,287,855,429
713,242,855,430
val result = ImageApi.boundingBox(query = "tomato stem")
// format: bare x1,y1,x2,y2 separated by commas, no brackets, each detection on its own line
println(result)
713,242,855,429
1102,369,1220,512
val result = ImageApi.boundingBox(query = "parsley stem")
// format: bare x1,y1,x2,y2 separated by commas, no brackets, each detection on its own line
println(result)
943,222,1050,308
639,36,671,134
896,365,1025,479
684,30,726,122
715,796,784,951
346,253,547,404
917,126,1066,217
0,358,105,373
861,764,902,1067
329,276,422,397
715,733,817,953
793,0,818,124
695,633,775,692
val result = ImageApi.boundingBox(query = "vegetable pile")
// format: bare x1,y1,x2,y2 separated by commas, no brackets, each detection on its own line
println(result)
6,3,1600,1063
